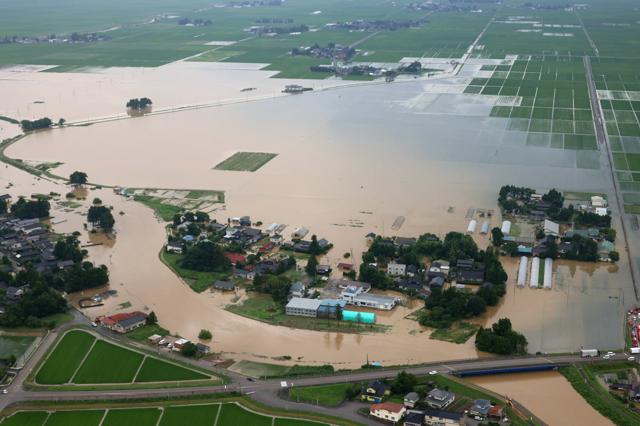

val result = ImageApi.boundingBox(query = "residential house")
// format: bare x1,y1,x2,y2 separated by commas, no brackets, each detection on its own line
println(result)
398,279,423,293
469,399,492,419
173,338,191,351
233,268,255,281
404,392,420,408
424,388,455,409
315,264,331,275
429,276,445,289
370,402,406,423
394,236,417,248
196,343,211,354
591,195,607,208
148,334,163,344
166,241,183,254
403,410,425,426
387,262,407,276
543,219,560,236
99,311,147,333
456,264,485,285
598,240,615,260
337,280,371,292
406,264,418,277
291,226,309,240
361,380,390,403
488,406,504,422
225,252,246,265
213,280,235,291
423,409,462,425
285,297,321,317
337,263,354,273
6,286,26,301
429,260,450,275
341,286,398,310
289,282,307,298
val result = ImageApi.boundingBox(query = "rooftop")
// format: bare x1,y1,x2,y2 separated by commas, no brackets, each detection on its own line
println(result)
286,297,322,311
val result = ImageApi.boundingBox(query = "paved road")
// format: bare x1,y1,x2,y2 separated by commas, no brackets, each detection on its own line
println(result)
584,54,639,301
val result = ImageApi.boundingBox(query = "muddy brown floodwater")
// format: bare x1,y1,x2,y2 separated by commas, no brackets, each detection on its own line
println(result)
468,372,613,426
0,62,635,367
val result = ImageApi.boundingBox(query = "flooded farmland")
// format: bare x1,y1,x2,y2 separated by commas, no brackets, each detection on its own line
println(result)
468,372,613,426
0,62,635,365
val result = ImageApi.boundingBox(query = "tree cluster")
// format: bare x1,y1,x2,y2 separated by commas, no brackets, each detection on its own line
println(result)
53,235,86,263
181,241,230,272
562,234,599,262
126,98,153,110
11,197,50,219
69,171,88,185
20,117,52,131
87,205,115,231
252,274,291,305
475,318,528,355
52,262,109,293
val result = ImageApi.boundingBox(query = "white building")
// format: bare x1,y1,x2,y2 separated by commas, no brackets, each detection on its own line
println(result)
291,226,309,240
341,286,398,310
591,195,607,208
543,219,560,236
387,262,407,276
369,403,406,423
501,220,512,235
285,297,321,317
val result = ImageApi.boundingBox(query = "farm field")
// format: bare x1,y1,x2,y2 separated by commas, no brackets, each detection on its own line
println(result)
0,403,330,426
0,335,35,359
213,151,278,172
34,330,211,386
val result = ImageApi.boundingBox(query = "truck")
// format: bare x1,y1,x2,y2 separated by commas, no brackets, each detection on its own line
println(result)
631,347,640,355
581,349,599,358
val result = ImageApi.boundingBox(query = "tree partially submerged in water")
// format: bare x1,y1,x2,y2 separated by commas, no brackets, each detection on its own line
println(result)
475,318,528,355
20,117,52,132
126,97,152,110
11,197,50,219
69,171,88,186
87,205,115,232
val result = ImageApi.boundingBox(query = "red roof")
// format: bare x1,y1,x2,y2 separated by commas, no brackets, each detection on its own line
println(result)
370,403,405,413
489,406,503,416
225,252,246,264
103,311,146,325
337,263,353,271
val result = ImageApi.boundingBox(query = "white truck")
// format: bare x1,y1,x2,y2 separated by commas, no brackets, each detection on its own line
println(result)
581,349,599,358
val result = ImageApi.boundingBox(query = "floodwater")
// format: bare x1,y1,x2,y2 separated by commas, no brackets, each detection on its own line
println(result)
468,372,613,426
0,61,635,366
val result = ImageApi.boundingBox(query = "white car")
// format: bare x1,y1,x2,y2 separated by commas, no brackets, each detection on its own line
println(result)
1,389,8,394
90,322,97,327
628,356,636,361
428,370,438,375
607,351,615,355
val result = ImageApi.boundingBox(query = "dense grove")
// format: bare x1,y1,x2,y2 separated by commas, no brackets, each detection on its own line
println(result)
475,318,528,355
20,117,52,131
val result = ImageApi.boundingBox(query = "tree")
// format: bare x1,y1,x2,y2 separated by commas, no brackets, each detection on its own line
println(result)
92,198,102,205
609,251,620,262
181,342,198,357
491,227,503,246
53,235,85,263
20,117,52,132
466,295,487,316
11,197,50,219
53,262,109,292
87,205,115,232
305,255,318,276
69,171,88,185
181,241,230,272
475,318,527,355
58,118,66,126
309,235,320,255
391,371,417,394
198,329,212,339
147,311,158,325
252,274,291,305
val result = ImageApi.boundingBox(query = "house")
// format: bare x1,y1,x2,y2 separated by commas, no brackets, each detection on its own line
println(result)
342,288,398,310
404,392,420,408
99,311,147,333
543,219,560,236
598,240,615,260
208,222,226,233
406,264,418,277
398,279,422,293
291,226,309,240
370,402,406,423
337,280,371,292
469,399,492,419
225,252,246,265
196,343,211,354
315,264,331,275
423,409,462,425
6,286,26,301
558,241,573,255
173,338,191,351
591,195,607,208
213,280,235,291
429,276,445,289
394,236,417,248
425,388,455,409
234,268,255,281
403,410,425,426
182,234,196,244
337,263,354,273
362,380,390,403
285,297,321,317
429,260,450,274
289,282,307,298
488,406,504,421
387,262,407,276
148,334,163,344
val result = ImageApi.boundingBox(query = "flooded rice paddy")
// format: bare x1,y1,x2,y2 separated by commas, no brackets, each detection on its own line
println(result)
0,62,635,366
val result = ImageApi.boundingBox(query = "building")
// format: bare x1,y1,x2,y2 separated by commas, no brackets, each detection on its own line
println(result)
425,388,455,409
233,268,255,281
213,280,235,291
166,241,184,254
337,280,371,292
289,282,307,298
394,236,417,247
403,410,425,426
469,399,492,419
341,287,398,310
404,392,420,408
488,406,504,422
342,310,376,323
6,286,26,301
291,226,309,239
225,252,246,265
196,343,211,354
370,403,406,423
99,311,147,333
148,334,163,344
285,297,321,317
315,264,331,275
362,380,390,403
423,409,462,425
387,262,407,276
317,299,346,319
591,195,607,208
543,219,560,236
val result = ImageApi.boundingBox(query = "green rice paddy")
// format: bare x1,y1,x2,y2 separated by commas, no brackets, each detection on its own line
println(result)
0,403,329,426
213,152,278,172
34,330,210,386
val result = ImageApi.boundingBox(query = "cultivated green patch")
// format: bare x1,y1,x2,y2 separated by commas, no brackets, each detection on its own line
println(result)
213,152,278,172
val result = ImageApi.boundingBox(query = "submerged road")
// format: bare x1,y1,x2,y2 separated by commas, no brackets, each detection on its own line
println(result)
584,55,639,301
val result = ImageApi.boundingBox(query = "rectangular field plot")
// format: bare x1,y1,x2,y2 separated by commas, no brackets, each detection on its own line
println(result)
159,404,220,426
0,335,35,359
217,403,271,426
626,154,640,171
214,152,277,172
0,411,48,426
73,340,144,383
44,410,104,426
134,357,209,383
102,408,162,426
35,330,95,384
